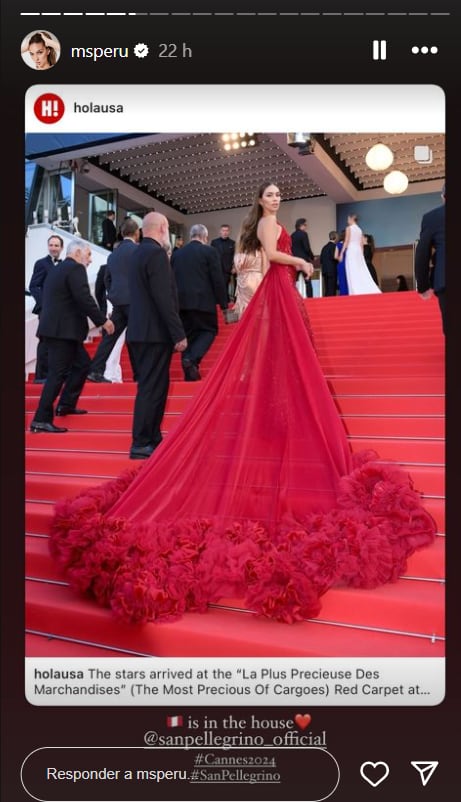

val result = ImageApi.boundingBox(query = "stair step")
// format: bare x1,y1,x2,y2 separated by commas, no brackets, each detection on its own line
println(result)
25,501,55,534
317,362,442,377
333,395,444,415
26,474,103,502
349,437,444,464
26,450,133,477
342,416,444,438
26,633,137,658
327,377,444,394
25,380,200,399
25,410,445,438
25,412,183,432
26,580,444,658
26,398,192,414
26,398,446,421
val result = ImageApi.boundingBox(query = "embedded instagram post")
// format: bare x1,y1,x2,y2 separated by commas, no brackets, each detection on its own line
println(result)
25,84,445,708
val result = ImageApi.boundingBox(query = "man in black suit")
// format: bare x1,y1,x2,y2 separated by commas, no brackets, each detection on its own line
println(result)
320,231,338,296
172,224,228,381
102,209,117,251
291,218,315,298
415,184,446,334
28,233,64,382
210,224,236,301
87,218,140,382
30,240,115,433
127,212,187,459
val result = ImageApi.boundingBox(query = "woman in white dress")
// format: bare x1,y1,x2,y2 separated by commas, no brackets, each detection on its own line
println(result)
343,214,381,295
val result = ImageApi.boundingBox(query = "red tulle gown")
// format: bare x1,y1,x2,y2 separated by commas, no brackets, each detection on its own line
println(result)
50,227,436,624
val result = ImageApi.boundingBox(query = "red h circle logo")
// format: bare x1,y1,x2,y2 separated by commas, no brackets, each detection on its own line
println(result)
33,93,65,124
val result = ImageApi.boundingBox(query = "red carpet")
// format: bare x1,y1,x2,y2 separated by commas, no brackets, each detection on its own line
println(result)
25,291,445,657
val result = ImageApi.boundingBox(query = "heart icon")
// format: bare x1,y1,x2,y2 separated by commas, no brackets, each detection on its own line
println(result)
360,762,390,787
294,713,311,730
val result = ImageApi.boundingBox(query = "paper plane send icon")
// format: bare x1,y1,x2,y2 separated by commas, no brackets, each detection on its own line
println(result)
411,761,439,786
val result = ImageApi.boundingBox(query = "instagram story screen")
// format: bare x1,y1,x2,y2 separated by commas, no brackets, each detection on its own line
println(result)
24,80,445,785
2,4,459,801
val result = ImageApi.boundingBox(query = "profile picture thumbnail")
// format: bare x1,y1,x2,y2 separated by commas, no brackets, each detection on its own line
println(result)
21,30,61,71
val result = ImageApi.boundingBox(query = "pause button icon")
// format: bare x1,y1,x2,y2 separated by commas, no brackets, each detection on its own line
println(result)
373,40,387,60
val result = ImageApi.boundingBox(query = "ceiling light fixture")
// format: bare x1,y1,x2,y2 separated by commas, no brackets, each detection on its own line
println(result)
365,143,394,171
221,133,257,151
383,170,409,194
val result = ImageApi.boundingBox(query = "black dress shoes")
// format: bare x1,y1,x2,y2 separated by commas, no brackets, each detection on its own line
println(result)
129,444,155,460
87,372,112,383
182,360,201,382
30,420,68,433
55,407,88,416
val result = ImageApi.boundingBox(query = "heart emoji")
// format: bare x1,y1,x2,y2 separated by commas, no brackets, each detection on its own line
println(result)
294,713,311,730
360,762,390,787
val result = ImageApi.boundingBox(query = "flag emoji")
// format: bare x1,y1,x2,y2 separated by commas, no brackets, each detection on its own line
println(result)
166,715,183,728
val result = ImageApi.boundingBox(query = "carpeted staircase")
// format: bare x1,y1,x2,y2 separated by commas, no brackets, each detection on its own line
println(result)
25,291,445,657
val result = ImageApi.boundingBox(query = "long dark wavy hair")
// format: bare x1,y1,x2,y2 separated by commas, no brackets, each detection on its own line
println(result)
237,180,278,254
29,32,57,66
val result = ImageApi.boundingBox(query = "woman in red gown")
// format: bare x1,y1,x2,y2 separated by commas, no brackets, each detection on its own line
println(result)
50,182,435,624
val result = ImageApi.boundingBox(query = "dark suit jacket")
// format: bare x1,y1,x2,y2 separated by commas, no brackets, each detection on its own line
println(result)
415,204,445,293
105,239,138,306
210,236,235,276
126,237,185,345
37,257,106,342
171,240,228,313
320,241,338,276
102,217,117,250
291,229,314,262
29,254,56,314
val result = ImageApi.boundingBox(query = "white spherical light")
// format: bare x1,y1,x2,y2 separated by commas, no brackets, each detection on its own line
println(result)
383,170,409,195
365,143,394,171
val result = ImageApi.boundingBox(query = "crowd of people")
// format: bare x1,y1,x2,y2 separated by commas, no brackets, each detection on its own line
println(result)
28,185,445,459
44,180,438,627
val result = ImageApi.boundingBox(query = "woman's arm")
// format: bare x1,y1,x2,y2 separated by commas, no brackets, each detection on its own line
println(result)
341,226,351,257
257,217,313,275
41,31,61,50
260,249,269,276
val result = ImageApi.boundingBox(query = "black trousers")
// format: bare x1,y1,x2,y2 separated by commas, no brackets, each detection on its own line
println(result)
129,342,173,447
180,309,218,367
34,335,49,379
90,304,136,377
33,338,90,422
323,273,338,297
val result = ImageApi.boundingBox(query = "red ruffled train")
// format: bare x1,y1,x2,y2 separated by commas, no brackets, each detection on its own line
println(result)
49,228,436,624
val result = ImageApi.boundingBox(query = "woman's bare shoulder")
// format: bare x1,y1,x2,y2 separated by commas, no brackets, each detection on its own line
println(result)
258,215,277,229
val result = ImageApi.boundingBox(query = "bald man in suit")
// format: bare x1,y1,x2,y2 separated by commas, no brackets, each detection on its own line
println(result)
127,212,187,459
